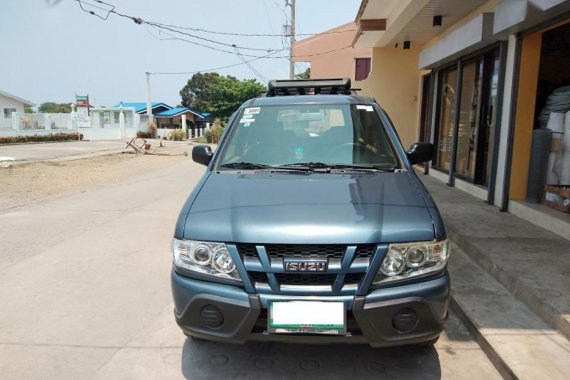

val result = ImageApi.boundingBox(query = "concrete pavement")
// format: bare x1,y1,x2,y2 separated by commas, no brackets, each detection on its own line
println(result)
0,140,126,161
419,173,570,379
0,159,501,379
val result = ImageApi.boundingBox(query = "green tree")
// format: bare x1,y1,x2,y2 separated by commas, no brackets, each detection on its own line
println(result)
295,67,311,80
179,73,266,119
38,102,72,113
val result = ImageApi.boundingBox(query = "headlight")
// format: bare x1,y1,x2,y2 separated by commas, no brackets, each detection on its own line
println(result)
374,240,449,284
171,239,242,283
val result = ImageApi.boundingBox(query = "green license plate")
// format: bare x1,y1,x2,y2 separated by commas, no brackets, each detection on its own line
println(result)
268,301,346,335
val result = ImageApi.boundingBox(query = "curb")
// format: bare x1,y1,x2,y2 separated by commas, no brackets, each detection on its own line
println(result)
449,296,517,380
446,225,570,341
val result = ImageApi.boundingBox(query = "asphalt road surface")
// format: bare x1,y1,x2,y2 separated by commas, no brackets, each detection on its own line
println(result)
0,157,501,379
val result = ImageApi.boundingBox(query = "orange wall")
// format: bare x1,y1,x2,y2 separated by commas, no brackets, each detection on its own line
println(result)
356,47,422,148
293,23,371,82
509,32,542,200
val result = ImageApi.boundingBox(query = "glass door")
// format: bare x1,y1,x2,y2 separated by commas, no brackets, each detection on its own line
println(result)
477,50,500,187
455,59,484,181
435,67,457,171
434,47,501,187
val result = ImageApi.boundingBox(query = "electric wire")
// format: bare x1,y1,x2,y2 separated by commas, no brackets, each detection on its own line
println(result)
233,46,268,83
143,23,288,59
75,0,356,37
74,0,354,60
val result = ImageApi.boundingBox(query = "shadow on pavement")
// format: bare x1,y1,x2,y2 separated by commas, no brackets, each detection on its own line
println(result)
181,338,441,379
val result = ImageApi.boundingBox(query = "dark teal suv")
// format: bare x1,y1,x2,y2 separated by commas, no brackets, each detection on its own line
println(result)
171,78,450,347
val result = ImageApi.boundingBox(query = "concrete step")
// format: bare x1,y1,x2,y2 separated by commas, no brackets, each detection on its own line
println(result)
418,173,570,341
448,243,570,380
446,224,570,341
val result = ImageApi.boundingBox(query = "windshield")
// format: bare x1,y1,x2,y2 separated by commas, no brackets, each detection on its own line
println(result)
217,104,400,169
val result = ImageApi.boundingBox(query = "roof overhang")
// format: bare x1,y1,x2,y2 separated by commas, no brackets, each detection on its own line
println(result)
0,90,35,107
493,0,570,38
419,13,496,69
353,0,430,48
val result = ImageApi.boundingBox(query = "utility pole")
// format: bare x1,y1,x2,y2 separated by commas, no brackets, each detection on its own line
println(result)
145,71,153,126
286,0,296,79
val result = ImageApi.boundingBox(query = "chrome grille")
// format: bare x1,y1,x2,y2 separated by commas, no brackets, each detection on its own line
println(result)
275,272,365,286
275,273,338,286
237,243,377,293
237,244,376,259
249,272,268,284
265,244,346,259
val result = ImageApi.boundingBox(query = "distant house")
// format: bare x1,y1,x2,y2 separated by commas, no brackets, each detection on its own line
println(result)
293,22,372,82
109,101,212,137
112,102,172,115
0,90,35,118
155,107,212,130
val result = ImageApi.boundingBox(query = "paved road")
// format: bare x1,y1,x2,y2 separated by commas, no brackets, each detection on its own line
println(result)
0,140,126,161
0,158,501,379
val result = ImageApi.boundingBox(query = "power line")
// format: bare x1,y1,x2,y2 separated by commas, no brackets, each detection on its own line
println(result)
145,21,278,53
75,0,356,38
148,21,357,38
270,0,290,23
76,0,279,53
74,0,353,60
233,46,267,83
143,23,288,59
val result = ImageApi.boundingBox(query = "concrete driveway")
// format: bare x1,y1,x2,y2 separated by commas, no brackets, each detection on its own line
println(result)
0,158,500,379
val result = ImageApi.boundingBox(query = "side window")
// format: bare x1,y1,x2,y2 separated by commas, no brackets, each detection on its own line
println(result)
4,108,17,117
355,58,371,81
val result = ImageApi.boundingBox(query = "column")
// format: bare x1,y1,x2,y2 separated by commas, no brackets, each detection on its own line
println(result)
44,114,50,130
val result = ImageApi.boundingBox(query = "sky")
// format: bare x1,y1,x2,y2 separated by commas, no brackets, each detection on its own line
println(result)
0,0,361,107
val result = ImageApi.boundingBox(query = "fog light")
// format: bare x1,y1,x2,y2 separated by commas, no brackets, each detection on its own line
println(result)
200,305,224,328
392,308,418,332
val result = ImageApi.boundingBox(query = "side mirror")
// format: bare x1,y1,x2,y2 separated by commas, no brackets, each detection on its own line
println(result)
406,142,434,165
192,145,214,166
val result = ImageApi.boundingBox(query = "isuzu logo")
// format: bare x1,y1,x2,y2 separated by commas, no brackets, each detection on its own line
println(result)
283,258,328,272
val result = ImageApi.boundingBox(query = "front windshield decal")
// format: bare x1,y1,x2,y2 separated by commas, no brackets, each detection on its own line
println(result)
244,107,261,115
239,114,255,127
356,105,374,112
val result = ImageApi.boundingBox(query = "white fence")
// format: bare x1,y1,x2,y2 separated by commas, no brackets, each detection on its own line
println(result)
0,111,139,141
0,111,207,141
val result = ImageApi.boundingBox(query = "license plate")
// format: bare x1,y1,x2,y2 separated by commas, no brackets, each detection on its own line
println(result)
268,301,346,335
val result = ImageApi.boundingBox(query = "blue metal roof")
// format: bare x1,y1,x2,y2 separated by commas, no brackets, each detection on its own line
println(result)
155,107,207,118
112,102,172,113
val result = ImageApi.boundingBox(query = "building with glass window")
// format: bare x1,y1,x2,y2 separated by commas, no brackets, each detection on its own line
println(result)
353,0,570,238
293,22,372,83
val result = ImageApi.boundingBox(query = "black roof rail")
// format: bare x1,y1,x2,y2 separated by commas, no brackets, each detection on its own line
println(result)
266,78,352,96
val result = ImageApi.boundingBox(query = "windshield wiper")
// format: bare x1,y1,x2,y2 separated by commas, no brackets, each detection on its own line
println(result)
278,162,396,172
220,162,311,172
220,162,271,170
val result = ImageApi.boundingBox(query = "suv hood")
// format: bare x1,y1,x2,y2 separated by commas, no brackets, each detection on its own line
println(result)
183,172,435,244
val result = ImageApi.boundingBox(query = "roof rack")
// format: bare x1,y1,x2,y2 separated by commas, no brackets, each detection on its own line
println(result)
266,78,353,97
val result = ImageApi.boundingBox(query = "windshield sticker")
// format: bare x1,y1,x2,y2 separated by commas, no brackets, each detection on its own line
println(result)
357,105,374,112
239,117,255,126
244,107,261,115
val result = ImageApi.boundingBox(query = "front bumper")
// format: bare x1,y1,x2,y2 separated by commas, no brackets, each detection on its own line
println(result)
171,269,450,347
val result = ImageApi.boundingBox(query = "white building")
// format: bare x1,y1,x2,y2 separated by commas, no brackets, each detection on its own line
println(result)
0,90,35,118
